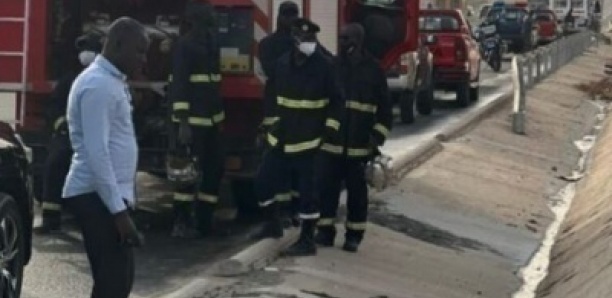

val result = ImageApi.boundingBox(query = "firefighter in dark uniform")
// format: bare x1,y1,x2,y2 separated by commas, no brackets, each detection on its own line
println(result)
255,18,341,256
169,1,225,238
315,23,392,252
258,1,301,227
35,33,103,234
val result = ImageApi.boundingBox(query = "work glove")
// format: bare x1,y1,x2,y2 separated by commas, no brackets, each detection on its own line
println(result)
178,120,192,145
114,210,144,248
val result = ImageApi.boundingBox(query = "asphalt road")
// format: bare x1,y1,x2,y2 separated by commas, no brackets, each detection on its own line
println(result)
20,60,514,298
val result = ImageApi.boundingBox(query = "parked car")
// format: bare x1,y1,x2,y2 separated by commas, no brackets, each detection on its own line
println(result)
0,121,34,298
530,9,561,44
420,9,481,107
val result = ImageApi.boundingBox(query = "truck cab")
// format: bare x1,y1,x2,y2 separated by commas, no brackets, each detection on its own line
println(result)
530,9,561,44
485,4,535,52
345,0,435,124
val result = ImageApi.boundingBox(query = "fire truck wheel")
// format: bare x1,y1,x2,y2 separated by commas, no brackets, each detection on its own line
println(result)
399,90,416,124
456,82,471,108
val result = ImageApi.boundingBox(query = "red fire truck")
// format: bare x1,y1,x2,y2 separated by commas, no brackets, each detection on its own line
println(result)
0,0,424,202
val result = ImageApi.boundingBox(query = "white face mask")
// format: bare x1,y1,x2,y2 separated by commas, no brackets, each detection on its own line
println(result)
298,42,317,56
79,51,97,66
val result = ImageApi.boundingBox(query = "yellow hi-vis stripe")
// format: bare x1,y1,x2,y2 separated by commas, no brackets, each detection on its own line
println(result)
277,96,329,109
168,74,222,83
274,192,292,202
172,112,225,126
284,138,321,153
346,101,377,113
259,198,276,207
321,144,371,157
262,117,279,126
374,123,390,138
42,202,61,211
173,102,190,111
346,221,367,231
198,193,218,204
318,218,334,226
267,133,278,146
53,116,66,131
173,193,194,202
326,119,340,130
291,190,300,198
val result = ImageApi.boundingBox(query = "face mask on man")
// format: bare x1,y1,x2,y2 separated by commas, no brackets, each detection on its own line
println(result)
79,50,97,66
298,42,317,56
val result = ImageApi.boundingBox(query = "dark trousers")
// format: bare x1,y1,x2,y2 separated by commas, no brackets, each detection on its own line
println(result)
42,133,72,216
173,126,224,228
65,193,134,298
256,149,319,220
318,154,368,241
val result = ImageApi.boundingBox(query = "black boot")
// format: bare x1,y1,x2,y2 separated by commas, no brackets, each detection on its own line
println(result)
343,231,364,253
34,210,62,235
283,220,317,257
314,226,336,247
252,203,283,240
195,201,215,237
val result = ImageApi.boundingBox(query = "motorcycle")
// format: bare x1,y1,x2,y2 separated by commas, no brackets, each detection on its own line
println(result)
475,23,503,72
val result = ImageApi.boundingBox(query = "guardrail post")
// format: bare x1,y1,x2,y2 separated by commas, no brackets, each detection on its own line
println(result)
535,50,542,82
512,56,526,135
526,55,534,88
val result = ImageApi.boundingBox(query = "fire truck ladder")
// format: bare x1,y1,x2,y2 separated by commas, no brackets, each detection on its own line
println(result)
0,0,31,125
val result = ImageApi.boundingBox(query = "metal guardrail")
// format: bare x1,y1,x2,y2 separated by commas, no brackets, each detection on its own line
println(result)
511,31,597,134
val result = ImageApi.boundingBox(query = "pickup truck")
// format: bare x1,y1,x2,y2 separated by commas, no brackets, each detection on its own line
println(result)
420,9,481,107
530,9,560,44
485,6,535,52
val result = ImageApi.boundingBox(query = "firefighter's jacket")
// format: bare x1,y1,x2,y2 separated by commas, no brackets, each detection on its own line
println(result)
169,34,224,127
46,71,77,135
266,51,342,155
320,53,393,159
258,30,295,127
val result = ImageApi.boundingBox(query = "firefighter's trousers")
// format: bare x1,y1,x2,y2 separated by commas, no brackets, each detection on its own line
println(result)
256,148,319,221
173,126,224,230
42,132,72,221
317,154,368,241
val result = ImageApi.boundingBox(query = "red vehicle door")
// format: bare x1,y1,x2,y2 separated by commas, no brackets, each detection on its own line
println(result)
343,0,419,70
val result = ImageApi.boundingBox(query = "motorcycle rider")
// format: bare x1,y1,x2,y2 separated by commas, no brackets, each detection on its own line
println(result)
34,33,103,234
169,1,225,238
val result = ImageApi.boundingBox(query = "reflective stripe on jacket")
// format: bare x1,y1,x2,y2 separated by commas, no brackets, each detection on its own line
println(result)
321,53,393,158
169,35,224,127
267,50,341,154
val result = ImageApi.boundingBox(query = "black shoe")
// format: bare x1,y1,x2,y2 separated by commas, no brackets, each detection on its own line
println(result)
342,238,360,253
314,229,336,247
251,221,284,240
282,238,317,257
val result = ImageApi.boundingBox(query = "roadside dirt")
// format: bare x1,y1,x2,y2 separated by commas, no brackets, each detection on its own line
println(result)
535,48,612,298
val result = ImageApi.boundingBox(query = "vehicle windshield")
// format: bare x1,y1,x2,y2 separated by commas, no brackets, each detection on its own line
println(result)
419,15,461,31
533,11,554,21
487,8,526,22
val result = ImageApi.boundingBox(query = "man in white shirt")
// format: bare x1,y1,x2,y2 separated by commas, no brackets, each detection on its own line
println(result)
62,17,149,298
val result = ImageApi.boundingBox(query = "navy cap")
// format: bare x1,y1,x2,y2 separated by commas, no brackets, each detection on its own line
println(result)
279,1,299,16
75,32,103,52
291,18,320,34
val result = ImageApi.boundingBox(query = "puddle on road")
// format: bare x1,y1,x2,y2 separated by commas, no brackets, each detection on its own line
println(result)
368,204,502,256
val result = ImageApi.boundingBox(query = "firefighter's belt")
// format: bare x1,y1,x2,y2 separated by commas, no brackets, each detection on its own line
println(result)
267,134,321,153
172,112,225,126
320,143,372,157
168,74,222,83
346,101,377,113
277,96,329,109
374,123,390,138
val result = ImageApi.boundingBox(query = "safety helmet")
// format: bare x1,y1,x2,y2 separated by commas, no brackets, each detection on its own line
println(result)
365,154,393,191
166,153,200,185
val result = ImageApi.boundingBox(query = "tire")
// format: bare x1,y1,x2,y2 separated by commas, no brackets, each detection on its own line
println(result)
456,82,471,108
399,90,416,124
0,193,25,298
416,84,434,116
490,51,502,72
470,84,480,102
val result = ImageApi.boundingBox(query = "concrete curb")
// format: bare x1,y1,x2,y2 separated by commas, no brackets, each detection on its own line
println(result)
214,229,300,277
436,88,513,142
